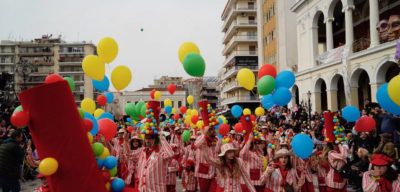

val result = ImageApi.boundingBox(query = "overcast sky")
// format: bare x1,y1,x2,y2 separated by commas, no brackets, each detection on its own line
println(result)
0,0,226,91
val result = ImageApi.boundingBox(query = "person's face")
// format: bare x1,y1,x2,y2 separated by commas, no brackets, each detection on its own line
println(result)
132,140,140,148
235,134,242,141
373,165,388,176
257,142,266,150
144,138,155,148
279,156,289,166
118,133,124,138
360,132,368,139
16,135,23,143
388,15,400,41
225,150,235,160
362,110,367,115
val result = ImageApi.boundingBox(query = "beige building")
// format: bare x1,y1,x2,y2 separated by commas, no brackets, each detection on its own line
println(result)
150,76,184,89
291,0,400,112
0,35,96,104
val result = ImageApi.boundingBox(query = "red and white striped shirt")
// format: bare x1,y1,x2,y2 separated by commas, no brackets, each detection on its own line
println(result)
213,158,256,192
293,157,313,182
124,146,144,184
393,177,400,192
110,138,125,158
166,158,179,185
192,134,217,179
326,145,348,189
239,141,265,186
261,167,298,192
362,171,399,192
182,170,197,191
136,136,175,192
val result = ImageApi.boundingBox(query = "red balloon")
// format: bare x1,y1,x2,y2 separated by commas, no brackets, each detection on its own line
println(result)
98,119,117,141
11,111,29,128
250,115,256,122
122,187,137,192
44,74,64,84
258,64,277,79
355,116,376,132
234,123,243,133
83,118,93,132
97,95,107,106
101,170,110,182
127,126,133,133
219,123,230,136
167,84,177,95
191,115,199,124
180,106,187,114
174,114,180,120
150,89,156,99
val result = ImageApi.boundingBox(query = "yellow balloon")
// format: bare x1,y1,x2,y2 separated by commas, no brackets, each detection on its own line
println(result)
243,108,251,115
255,107,265,117
82,55,105,81
164,98,172,107
99,147,110,159
81,98,96,114
237,68,255,91
388,75,400,106
105,182,111,191
184,117,191,125
172,107,177,114
111,65,132,91
191,109,198,116
154,91,162,100
38,157,58,176
94,108,104,118
178,42,201,63
97,37,119,64
187,95,194,105
88,132,93,143
196,120,204,129
186,109,192,115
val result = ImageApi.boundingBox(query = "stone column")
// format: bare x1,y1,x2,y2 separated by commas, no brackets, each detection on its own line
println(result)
350,86,359,107
313,91,322,113
370,83,380,103
325,17,334,51
344,5,355,53
327,89,338,112
369,0,380,48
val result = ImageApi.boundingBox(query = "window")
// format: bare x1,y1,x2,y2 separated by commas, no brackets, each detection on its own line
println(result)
0,57,5,63
178,101,182,107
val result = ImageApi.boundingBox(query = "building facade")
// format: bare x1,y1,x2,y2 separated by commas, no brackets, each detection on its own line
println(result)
0,35,96,104
291,0,400,112
150,76,184,89
200,77,219,109
219,0,259,113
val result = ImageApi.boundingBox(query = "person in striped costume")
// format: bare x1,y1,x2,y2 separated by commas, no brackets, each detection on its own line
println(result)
362,153,398,192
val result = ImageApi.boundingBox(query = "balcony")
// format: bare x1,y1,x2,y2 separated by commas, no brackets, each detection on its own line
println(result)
224,50,258,67
59,51,85,55
223,20,257,43
19,50,53,56
59,71,84,75
316,46,345,66
223,35,257,55
59,61,82,66
221,81,241,93
0,51,15,55
0,62,14,65
221,95,259,106
222,6,257,32
222,65,258,80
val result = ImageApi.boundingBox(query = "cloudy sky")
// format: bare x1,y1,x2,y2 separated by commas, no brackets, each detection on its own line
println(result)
0,0,226,91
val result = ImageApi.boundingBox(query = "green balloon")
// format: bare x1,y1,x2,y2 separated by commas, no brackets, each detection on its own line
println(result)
64,76,75,91
13,105,23,114
140,104,147,117
92,142,104,156
182,130,191,143
135,101,145,117
109,167,118,176
183,53,205,77
125,103,135,116
78,108,85,118
257,75,275,96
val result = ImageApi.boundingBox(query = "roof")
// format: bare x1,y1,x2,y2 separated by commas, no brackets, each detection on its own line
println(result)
133,87,186,92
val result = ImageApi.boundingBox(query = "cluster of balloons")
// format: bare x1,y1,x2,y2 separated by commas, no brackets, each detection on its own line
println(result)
377,81,400,115
178,42,205,77
124,101,147,122
332,116,347,143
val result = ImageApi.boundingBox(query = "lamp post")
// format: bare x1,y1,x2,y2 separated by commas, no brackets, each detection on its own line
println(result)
15,59,35,91
307,91,312,124
0,72,17,110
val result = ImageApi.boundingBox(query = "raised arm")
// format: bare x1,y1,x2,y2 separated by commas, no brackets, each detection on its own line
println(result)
160,134,175,160
239,133,253,159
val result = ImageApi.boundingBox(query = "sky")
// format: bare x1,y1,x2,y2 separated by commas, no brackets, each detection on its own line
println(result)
0,0,226,91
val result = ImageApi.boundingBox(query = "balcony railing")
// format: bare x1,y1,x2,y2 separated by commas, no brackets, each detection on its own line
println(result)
221,95,259,106
222,82,240,93
59,51,85,55
224,20,257,42
19,50,53,56
224,50,258,67
353,38,370,53
222,65,258,80
223,35,257,54
316,46,344,65
222,6,257,31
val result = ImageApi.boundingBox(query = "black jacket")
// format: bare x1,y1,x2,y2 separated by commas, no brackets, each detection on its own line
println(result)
0,139,24,178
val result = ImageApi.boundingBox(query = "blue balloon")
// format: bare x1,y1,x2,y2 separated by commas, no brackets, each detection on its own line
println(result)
127,118,131,122
275,70,295,88
111,178,125,192
104,156,118,169
92,76,110,92
217,134,223,139
84,112,99,135
377,83,400,115
342,106,360,122
165,106,172,114
96,158,104,168
104,92,114,104
98,112,114,120
272,88,292,106
291,134,314,159
231,105,243,118
261,94,274,109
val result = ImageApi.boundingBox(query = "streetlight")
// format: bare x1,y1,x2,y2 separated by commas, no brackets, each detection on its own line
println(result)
307,91,312,124
15,59,35,91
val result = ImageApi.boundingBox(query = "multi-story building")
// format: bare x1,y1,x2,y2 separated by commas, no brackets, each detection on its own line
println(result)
150,76,184,89
291,0,400,112
0,35,96,104
219,0,259,114
200,77,219,109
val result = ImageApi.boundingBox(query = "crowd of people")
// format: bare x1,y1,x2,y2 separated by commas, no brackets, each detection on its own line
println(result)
0,100,400,192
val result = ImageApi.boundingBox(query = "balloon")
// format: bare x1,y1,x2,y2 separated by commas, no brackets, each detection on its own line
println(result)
125,103,136,117
186,109,192,115
104,156,118,169
82,55,105,81
97,37,118,64
164,98,172,107
258,64,277,79
250,115,256,122
261,94,274,109
237,68,255,91
291,134,314,159
355,116,376,132
93,142,105,156
183,53,206,77
44,74,63,84
64,76,75,91
191,115,199,124
78,107,85,118
13,105,23,114
105,92,114,104
111,178,125,192
376,83,400,115
81,98,96,114
190,109,198,116
196,120,204,129
140,104,147,117
165,106,172,114
150,89,156,99
127,126,133,133
94,109,105,118
98,119,117,141
388,75,400,106
97,95,107,106
167,84,176,95
275,71,295,88
234,123,243,133
255,107,265,117
257,75,275,95
111,66,132,91
243,108,251,115
187,95,194,105
135,101,145,117
10,111,29,128
84,112,99,135
180,106,187,114
178,42,201,63
38,157,58,176
109,166,117,177
96,158,104,169
154,91,162,100
99,112,114,120
231,105,243,118
173,113,180,120
341,106,360,122
219,124,230,136
272,88,291,106
93,76,110,92
182,130,191,142
87,132,94,143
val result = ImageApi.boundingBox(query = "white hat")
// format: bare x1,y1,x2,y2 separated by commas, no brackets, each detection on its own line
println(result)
273,148,292,160
118,129,126,133
131,135,142,140
218,143,238,157
229,130,235,134
162,131,170,137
